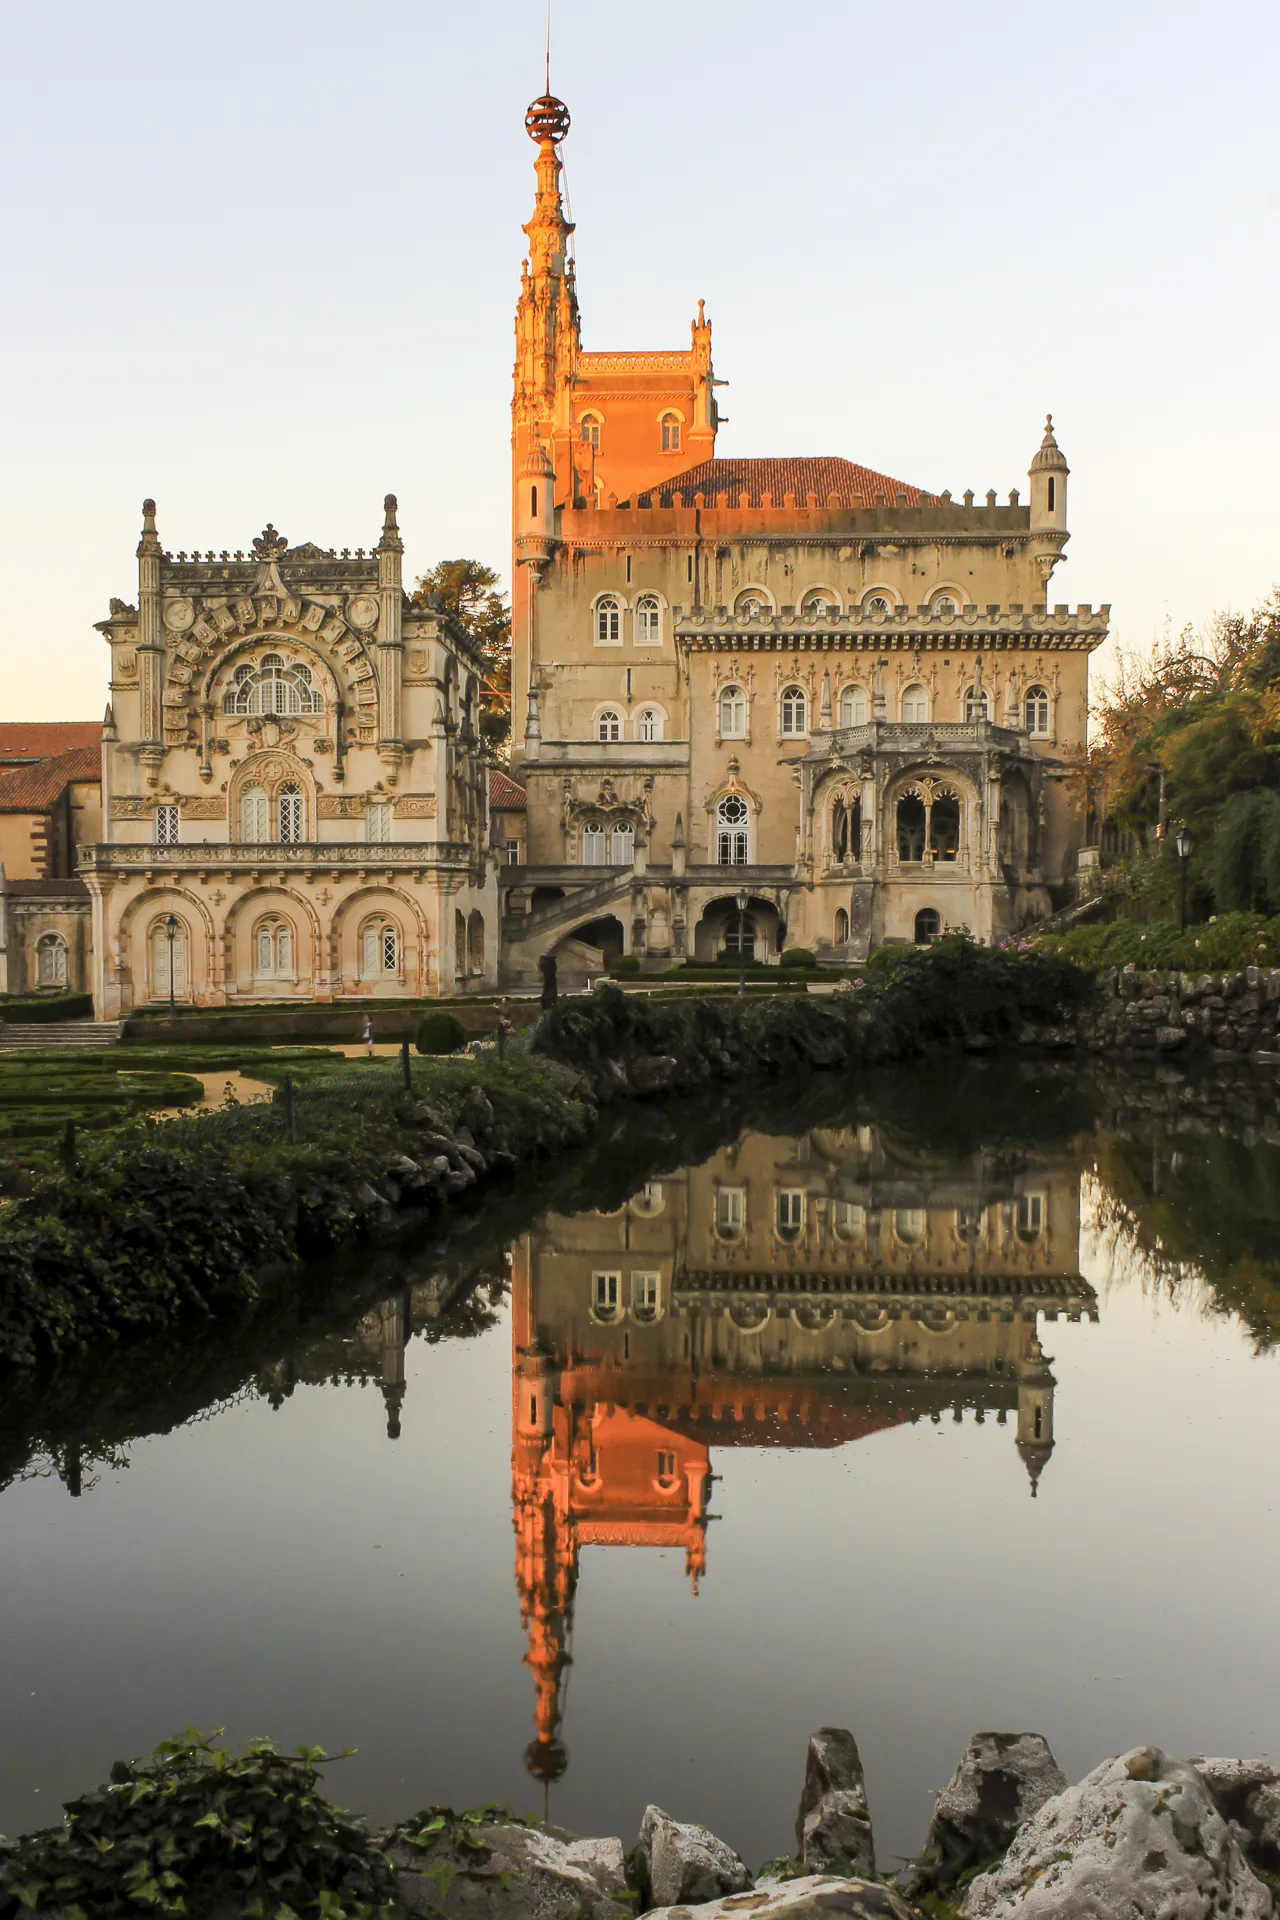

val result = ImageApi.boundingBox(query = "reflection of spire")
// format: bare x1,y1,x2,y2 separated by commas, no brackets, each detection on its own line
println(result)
1016,1330,1056,1497
379,1294,408,1441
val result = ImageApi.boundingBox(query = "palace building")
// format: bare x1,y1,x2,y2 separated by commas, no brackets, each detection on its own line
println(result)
79,500,498,1014
504,92,1110,979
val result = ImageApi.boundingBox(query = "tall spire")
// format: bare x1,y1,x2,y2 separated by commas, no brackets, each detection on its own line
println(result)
514,92,579,440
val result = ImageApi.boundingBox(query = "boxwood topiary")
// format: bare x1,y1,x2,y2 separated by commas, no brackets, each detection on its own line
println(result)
779,947,818,969
415,1010,466,1056
609,954,641,976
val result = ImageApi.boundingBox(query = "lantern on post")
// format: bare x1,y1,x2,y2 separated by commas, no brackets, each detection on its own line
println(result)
164,913,180,1016
736,887,749,997
1174,825,1193,934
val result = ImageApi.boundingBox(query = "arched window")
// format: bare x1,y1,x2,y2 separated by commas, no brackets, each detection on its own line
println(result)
610,822,635,864
832,1199,864,1241
36,932,68,987
840,685,868,728
591,1270,621,1322
632,1272,662,1322
468,910,485,976
635,595,662,644
239,786,269,843
255,917,294,977
277,783,304,844
580,414,601,451
932,593,959,617
597,708,622,742
964,685,991,723
901,685,929,723
150,918,188,1000
659,412,681,453
914,907,941,944
735,590,770,621
1024,685,1051,736
595,596,621,645
719,685,746,738
780,686,807,736
832,795,861,863
222,655,323,716
637,708,662,741
362,919,400,977
366,801,394,844
802,591,836,618
716,793,749,865
454,909,467,981
834,907,850,945
897,794,927,862
895,1207,925,1244
863,593,892,618
581,821,606,865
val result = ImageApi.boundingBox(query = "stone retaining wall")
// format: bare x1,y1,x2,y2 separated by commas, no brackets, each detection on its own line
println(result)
1075,965,1280,1057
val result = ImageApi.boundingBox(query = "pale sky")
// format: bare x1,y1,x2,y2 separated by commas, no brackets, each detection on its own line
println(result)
1,0,1276,720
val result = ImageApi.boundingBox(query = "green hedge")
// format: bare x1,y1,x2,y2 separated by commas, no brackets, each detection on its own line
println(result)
416,1010,466,1055
779,947,818,969
1033,912,1280,972
0,992,93,1024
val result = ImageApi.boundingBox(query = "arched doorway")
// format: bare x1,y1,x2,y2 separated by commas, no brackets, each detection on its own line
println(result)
693,895,783,963
914,908,941,944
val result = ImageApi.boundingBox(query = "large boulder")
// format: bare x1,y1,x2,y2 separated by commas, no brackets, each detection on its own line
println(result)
633,1804,752,1909
643,1875,917,1919
392,1818,631,1919
795,1727,876,1878
962,1745,1274,1919
1195,1758,1280,1876
905,1731,1065,1892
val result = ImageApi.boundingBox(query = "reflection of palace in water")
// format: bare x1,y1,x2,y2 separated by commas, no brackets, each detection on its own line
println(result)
511,1125,1097,1785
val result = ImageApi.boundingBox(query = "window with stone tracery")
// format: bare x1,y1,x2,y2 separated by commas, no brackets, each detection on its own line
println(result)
155,804,179,846
36,932,68,987
716,793,749,865
239,786,269,843
254,917,294,978
802,592,836,618
637,707,662,741
597,708,622,742
580,415,602,452
735,590,770,622
277,783,304,844
964,685,991,723
366,802,394,844
361,920,400,977
581,821,606,865
659,413,681,453
222,654,323,717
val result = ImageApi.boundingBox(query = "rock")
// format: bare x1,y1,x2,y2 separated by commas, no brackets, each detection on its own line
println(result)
453,1142,487,1173
537,1057,591,1099
1156,1025,1188,1050
909,1732,1065,1891
1194,1758,1280,1874
459,1085,496,1134
643,1876,917,1919
393,1818,632,1919
962,1745,1273,1919
795,1728,875,1878
385,1154,422,1177
635,1805,752,1909
629,1053,681,1094
410,1101,450,1130
353,1180,382,1210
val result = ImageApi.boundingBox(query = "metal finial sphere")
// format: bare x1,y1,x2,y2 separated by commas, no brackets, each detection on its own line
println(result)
525,94,571,144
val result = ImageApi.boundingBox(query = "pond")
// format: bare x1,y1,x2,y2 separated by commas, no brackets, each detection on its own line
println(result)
2,1059,1279,1871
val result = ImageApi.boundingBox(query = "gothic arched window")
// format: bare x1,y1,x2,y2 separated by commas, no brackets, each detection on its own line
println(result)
362,919,400,977
1024,685,1051,736
719,685,746,738
255,917,294,977
610,822,634,864
580,414,602,451
277,783,304,844
223,655,323,716
840,685,868,728
659,413,681,453
716,793,749,865
36,932,68,987
780,686,807,736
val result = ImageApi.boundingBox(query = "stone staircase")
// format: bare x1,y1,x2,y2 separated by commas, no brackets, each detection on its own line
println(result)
0,1020,122,1051
501,869,634,946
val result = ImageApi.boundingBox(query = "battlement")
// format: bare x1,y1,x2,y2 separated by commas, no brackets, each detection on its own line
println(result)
558,489,1039,543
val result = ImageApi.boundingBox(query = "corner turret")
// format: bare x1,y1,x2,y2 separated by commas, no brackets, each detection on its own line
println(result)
1029,414,1069,535
1015,1331,1056,1496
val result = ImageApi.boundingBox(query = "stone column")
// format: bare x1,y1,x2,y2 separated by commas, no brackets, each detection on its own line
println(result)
136,500,164,756
376,494,404,751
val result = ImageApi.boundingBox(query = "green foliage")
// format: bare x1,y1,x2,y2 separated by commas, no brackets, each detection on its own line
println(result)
1035,912,1280,971
778,947,818,969
1207,789,1280,912
0,1727,401,1919
412,558,511,760
609,953,641,976
757,1854,806,1882
0,992,94,1023
415,1011,466,1056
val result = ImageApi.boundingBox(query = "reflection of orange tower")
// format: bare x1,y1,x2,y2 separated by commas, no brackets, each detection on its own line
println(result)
511,1253,709,1787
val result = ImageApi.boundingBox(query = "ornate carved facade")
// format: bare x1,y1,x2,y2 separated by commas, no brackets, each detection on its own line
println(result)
504,94,1110,982
82,500,498,1014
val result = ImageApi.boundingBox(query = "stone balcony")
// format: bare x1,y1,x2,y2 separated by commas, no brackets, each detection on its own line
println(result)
78,841,473,875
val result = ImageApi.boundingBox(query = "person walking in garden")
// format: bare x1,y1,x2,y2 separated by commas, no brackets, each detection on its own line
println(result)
360,1014,375,1058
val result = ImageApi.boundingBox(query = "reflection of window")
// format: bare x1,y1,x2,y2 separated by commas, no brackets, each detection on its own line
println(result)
895,1207,925,1244
777,1189,805,1241
277,784,304,844
901,685,928,723
597,709,622,742
36,932,68,987
1017,1193,1045,1240
780,686,807,736
840,686,868,728
660,413,681,453
1024,685,1051,736
592,1270,621,1320
255,917,294,977
719,685,746,738
832,1200,864,1241
240,786,269,843
716,793,749,865
581,822,605,865
155,804,179,846
223,655,323,716
636,595,662,644
632,1271,661,1320
366,802,393,843
595,596,621,644
631,1181,664,1216
656,1449,678,1487
715,1186,744,1239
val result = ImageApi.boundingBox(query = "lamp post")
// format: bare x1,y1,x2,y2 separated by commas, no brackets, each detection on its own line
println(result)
164,912,179,1016
735,886,749,997
1175,825,1193,934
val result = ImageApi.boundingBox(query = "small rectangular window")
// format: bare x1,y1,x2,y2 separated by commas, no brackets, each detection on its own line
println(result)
626,555,632,582
367,802,394,843
155,804,179,846
1047,477,1055,511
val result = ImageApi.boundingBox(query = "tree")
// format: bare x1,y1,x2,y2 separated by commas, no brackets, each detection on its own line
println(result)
413,559,512,761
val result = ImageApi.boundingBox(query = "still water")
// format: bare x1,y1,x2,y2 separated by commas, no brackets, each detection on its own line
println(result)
2,1063,1278,1869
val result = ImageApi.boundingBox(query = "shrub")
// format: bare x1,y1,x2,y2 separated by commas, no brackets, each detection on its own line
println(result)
0,992,94,1024
779,947,818,969
610,954,641,976
415,1010,466,1055
1035,912,1280,972
0,1727,400,1919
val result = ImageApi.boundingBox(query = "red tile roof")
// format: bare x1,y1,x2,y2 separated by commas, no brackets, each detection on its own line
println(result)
0,722,101,765
489,768,527,811
638,456,933,509
0,744,101,813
